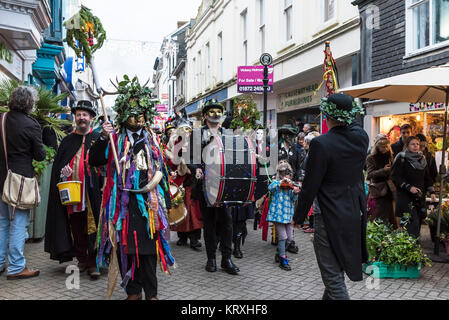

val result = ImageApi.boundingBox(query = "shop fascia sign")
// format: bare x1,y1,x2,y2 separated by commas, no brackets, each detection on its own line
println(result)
277,83,321,112
0,47,22,80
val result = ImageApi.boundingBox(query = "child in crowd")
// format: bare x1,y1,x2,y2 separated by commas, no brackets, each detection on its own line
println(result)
266,161,300,271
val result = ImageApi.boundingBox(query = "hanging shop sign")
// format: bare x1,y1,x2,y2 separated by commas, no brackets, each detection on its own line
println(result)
237,65,273,93
277,83,320,112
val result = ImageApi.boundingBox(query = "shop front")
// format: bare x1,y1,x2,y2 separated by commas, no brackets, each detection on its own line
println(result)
365,101,448,168
276,81,322,131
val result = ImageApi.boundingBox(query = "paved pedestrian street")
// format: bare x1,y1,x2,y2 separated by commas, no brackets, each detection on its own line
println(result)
1,221,449,301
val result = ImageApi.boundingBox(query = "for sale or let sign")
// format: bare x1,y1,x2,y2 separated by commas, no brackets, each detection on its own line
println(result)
237,66,274,93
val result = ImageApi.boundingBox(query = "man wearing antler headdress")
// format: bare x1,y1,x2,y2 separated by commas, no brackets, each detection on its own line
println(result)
89,76,174,300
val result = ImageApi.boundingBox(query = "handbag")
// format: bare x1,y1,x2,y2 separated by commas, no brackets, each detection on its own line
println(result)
0,113,40,220
368,181,388,198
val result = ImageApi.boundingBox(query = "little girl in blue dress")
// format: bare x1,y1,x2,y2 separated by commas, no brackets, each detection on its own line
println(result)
266,161,300,271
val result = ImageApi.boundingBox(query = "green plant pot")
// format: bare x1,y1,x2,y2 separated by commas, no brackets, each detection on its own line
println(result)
363,261,421,279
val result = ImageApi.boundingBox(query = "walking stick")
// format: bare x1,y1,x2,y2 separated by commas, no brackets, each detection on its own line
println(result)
90,57,121,175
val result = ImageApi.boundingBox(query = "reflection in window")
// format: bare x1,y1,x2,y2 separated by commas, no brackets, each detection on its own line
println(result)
324,0,335,22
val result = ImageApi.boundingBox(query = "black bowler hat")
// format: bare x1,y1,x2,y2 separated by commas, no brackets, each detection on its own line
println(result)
320,93,364,124
72,100,97,117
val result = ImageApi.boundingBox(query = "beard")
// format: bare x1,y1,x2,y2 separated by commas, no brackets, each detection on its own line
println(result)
75,120,91,133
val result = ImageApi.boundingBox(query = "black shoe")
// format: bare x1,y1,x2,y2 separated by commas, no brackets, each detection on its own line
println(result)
286,241,299,254
0,267,5,275
177,238,188,246
190,240,202,251
221,258,239,275
279,256,291,271
233,237,243,259
274,253,280,263
205,258,217,272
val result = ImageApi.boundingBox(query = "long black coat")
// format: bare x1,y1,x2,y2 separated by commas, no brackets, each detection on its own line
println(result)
44,131,102,263
293,123,369,281
0,111,46,191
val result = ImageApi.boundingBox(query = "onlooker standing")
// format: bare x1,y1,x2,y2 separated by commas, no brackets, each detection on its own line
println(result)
297,132,321,233
296,132,305,155
416,134,438,184
391,124,412,159
295,117,304,132
0,86,46,279
391,136,436,238
303,123,312,134
366,134,396,226
278,124,301,181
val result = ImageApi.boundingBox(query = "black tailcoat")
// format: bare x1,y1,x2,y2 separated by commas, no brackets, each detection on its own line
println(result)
293,123,369,281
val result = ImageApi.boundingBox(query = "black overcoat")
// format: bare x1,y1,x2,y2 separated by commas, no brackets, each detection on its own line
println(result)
44,131,102,263
293,123,369,281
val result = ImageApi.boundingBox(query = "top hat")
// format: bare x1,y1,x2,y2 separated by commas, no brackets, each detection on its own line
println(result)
72,100,97,117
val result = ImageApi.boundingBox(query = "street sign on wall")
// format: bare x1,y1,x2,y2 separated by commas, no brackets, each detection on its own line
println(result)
237,66,273,93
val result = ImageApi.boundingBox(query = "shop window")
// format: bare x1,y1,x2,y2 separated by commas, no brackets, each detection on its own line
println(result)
378,106,446,155
406,0,449,55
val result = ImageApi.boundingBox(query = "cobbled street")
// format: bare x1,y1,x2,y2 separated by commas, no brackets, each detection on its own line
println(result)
1,221,449,300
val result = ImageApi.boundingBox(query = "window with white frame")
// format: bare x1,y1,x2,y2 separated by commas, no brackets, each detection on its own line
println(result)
192,57,196,93
323,0,335,22
259,0,266,54
206,42,210,88
242,9,248,65
407,0,449,54
284,0,293,41
218,32,223,82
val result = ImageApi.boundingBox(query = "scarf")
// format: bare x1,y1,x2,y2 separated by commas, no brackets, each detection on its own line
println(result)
398,150,427,170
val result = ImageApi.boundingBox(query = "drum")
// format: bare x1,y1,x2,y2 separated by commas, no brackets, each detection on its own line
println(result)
167,184,187,226
203,133,257,207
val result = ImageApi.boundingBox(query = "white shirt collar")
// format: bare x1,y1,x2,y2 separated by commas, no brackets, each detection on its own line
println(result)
126,128,143,145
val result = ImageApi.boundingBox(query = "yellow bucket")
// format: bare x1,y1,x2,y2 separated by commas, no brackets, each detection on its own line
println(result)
57,181,82,206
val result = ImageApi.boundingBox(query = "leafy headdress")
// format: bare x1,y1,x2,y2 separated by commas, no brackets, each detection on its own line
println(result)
320,93,364,125
112,75,159,127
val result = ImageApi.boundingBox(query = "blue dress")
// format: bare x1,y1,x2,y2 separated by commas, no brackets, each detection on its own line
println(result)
266,181,298,224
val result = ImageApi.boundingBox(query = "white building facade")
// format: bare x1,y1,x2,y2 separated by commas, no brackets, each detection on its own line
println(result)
184,0,361,129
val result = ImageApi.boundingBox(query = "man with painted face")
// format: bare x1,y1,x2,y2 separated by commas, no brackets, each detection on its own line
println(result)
89,77,174,300
191,99,240,275
45,100,103,280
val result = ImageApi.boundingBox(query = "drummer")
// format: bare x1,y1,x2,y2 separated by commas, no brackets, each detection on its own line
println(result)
165,117,203,251
192,99,240,275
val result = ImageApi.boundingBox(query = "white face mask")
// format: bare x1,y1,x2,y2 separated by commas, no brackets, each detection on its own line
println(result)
256,129,264,142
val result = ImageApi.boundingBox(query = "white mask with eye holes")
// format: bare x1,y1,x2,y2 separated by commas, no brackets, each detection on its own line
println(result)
256,129,264,142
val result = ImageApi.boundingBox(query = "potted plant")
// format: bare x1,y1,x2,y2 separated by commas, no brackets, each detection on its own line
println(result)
364,215,432,279
425,200,449,244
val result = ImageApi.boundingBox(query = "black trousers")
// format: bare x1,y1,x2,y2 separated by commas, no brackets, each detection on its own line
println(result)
178,229,201,242
126,254,158,298
201,204,233,260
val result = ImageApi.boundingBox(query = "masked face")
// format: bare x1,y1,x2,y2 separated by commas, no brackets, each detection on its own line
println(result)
205,107,223,124
256,129,264,142
125,114,145,131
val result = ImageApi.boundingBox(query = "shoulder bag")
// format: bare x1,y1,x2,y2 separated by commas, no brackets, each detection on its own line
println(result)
1,113,40,220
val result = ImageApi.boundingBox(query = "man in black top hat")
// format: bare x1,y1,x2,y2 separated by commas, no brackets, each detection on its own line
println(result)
191,99,240,275
293,93,368,300
45,100,103,280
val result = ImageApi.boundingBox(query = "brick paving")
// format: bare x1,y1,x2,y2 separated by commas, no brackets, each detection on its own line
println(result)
1,221,449,300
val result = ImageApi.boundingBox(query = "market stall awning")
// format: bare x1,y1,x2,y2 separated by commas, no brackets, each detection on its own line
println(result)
340,64,449,104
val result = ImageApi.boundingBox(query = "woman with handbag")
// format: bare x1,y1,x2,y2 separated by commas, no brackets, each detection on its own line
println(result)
366,134,396,226
0,87,46,279
391,136,436,238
